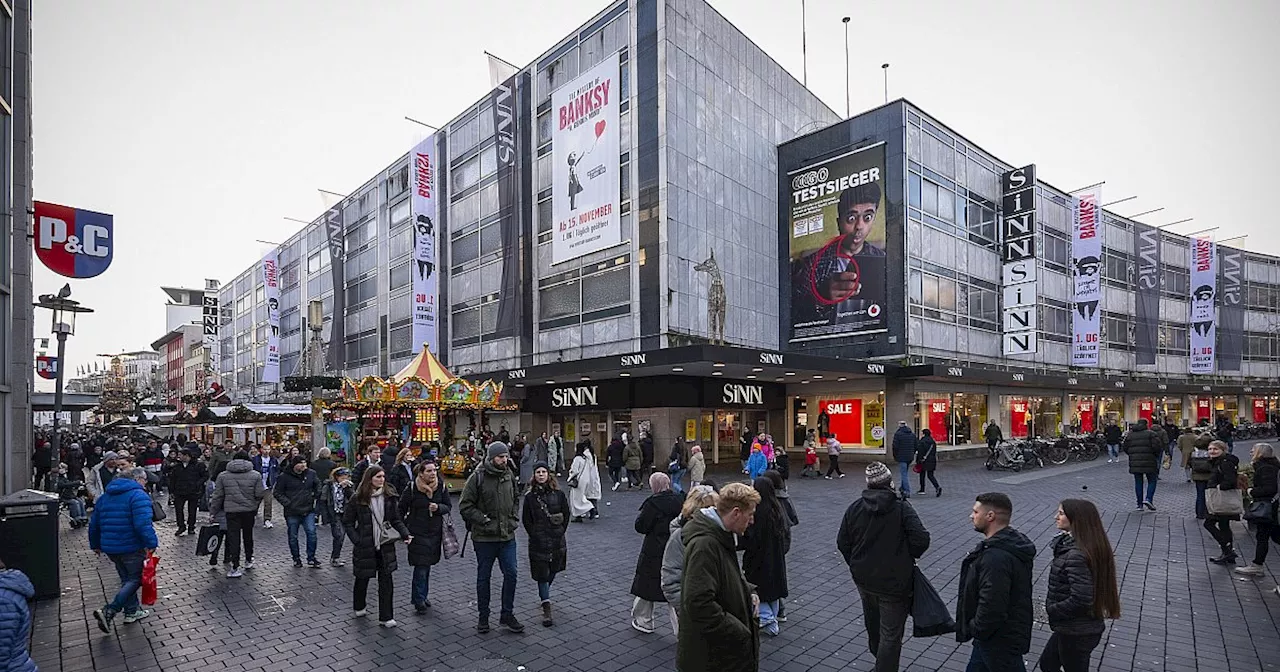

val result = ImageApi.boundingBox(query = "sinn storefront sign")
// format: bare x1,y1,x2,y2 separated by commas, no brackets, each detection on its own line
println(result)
551,386,599,408
1000,165,1038,356
722,383,764,406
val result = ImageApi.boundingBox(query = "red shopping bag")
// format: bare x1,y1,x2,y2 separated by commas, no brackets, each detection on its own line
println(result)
141,552,159,607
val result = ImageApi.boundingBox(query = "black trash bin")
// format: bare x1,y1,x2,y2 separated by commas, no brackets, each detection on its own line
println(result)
0,489,60,599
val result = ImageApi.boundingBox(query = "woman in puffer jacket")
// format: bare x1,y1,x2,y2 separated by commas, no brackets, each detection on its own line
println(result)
659,485,717,637
1040,499,1120,672
1235,443,1280,578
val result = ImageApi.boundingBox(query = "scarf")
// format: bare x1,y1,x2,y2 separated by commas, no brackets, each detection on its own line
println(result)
416,472,437,498
332,481,350,514
370,488,386,547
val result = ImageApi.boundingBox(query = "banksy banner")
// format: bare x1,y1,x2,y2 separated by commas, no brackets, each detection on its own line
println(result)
261,249,282,383
410,135,439,354
1189,235,1216,375
1070,186,1103,367
551,51,621,264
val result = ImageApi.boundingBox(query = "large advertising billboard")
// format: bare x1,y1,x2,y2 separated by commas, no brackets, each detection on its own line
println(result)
787,143,888,342
1070,186,1102,367
1189,235,1216,374
551,52,621,265
410,135,439,354
261,249,282,383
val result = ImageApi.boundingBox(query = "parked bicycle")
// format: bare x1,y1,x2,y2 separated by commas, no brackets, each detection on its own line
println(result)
985,439,1045,472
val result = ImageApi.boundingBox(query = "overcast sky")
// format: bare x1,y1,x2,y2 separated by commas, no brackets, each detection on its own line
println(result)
33,0,1279,388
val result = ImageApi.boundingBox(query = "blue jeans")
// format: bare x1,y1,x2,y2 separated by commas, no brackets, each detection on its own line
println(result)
538,576,555,602
1107,443,1119,459
669,467,687,494
1134,473,1158,505
898,462,911,495
412,565,432,606
328,507,345,560
106,550,145,616
473,539,518,620
286,512,318,562
759,599,780,635
1194,481,1208,517
966,640,1027,672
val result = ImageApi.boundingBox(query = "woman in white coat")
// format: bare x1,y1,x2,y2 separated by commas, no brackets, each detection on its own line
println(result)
567,440,601,522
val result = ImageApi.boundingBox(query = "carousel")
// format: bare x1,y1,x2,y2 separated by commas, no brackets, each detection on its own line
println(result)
323,346,513,487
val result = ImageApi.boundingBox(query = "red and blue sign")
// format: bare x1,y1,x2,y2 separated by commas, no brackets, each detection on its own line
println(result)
33,201,114,279
36,356,58,380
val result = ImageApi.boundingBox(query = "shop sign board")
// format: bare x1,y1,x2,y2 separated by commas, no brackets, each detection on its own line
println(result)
1000,165,1038,356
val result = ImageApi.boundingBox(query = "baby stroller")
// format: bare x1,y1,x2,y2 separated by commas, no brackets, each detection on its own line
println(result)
55,475,89,528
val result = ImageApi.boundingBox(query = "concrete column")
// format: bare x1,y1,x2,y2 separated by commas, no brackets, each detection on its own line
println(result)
884,377,916,461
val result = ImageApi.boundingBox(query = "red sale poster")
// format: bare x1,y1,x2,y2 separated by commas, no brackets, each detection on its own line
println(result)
926,398,950,442
1138,400,1154,424
1010,400,1029,438
1254,398,1266,423
1196,397,1211,422
822,399,863,444
1078,400,1094,433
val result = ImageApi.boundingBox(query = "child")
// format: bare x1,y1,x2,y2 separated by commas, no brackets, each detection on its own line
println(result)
747,445,768,480
689,446,706,488
802,434,819,478
328,468,355,566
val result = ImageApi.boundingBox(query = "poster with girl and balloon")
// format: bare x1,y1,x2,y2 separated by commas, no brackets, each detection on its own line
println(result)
551,51,621,265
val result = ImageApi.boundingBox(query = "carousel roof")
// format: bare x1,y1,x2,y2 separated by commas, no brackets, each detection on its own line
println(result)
393,345,454,384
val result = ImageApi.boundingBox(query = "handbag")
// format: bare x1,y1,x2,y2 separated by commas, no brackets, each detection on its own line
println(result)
151,498,167,522
537,493,565,527
912,464,923,474
1206,487,1244,517
910,565,956,637
140,552,159,607
195,524,222,557
1244,498,1276,524
380,520,402,544
442,514,460,559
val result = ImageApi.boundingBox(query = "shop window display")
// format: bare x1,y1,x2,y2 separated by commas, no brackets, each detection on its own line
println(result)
1000,396,1063,439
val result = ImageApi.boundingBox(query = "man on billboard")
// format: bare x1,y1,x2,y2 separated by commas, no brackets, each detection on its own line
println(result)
791,181,885,327
1192,284,1214,337
1072,255,1101,320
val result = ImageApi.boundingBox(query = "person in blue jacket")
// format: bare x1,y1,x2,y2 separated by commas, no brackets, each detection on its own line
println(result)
0,558,36,672
746,444,768,480
88,467,159,633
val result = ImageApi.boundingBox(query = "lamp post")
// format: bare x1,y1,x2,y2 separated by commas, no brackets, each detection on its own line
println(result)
34,285,93,487
308,300,326,459
842,17,851,118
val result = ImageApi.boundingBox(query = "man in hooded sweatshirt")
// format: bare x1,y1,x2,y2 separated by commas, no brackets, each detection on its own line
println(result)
956,492,1036,672
459,442,524,635
837,462,930,672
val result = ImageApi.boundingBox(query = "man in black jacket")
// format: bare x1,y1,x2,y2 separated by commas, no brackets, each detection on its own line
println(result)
274,456,321,568
1103,421,1123,463
166,447,207,537
1123,418,1163,511
957,492,1035,672
837,462,930,672
890,422,917,499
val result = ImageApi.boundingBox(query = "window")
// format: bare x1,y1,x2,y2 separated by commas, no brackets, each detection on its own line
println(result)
452,155,481,193
1103,251,1130,285
968,286,998,329
390,262,410,291
582,267,630,312
539,280,581,321
390,198,410,226
1042,232,1068,270
452,192,479,228
1161,324,1188,352
345,219,377,252
255,285,265,303
451,231,480,269
1103,314,1130,347
452,306,480,341
1164,267,1189,298
967,199,996,245
537,198,552,234
385,165,409,200
389,225,412,259
345,332,378,364
1041,305,1070,339
307,251,323,274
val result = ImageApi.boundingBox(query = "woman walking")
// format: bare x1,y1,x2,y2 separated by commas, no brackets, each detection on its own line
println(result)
1236,443,1280,577
629,473,683,634
660,485,718,637
1039,499,1120,672
522,462,570,626
741,476,789,636
388,448,415,496
343,466,412,627
624,436,644,490
606,434,626,492
567,442,602,522
914,428,941,497
688,446,706,488
399,461,450,613
1203,440,1243,565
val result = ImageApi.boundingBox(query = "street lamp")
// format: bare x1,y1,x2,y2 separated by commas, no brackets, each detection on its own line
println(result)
34,284,94,486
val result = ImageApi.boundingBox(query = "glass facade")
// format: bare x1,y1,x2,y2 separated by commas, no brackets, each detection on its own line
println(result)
999,395,1063,439
914,392,987,445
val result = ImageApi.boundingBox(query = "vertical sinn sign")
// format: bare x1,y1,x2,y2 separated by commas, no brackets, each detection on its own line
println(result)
1000,165,1038,356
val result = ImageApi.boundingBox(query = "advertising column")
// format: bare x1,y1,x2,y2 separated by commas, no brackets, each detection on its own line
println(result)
261,250,282,383
1070,187,1102,366
410,136,440,354
787,143,889,342
1189,235,1217,374
551,52,622,265
1000,166,1038,356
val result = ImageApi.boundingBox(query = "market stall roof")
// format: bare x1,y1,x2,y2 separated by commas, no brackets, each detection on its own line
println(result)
393,346,454,384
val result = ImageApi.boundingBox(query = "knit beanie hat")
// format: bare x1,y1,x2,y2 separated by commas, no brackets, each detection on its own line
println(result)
487,441,510,460
865,461,893,488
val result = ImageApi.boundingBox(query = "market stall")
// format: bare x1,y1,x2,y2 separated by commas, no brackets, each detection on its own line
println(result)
323,347,512,488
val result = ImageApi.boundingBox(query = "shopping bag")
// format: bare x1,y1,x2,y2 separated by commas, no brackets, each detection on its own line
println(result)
442,514,460,559
151,499,167,522
1206,488,1244,517
140,552,159,607
910,566,956,637
195,524,222,557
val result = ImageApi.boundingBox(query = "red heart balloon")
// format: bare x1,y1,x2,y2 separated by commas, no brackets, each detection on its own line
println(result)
595,120,606,138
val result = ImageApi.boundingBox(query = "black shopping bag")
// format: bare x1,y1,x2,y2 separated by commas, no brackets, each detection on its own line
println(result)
911,566,956,637
195,524,222,557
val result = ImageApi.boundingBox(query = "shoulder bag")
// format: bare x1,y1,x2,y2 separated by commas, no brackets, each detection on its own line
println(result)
151,497,167,522
1244,497,1275,524
1206,486,1244,517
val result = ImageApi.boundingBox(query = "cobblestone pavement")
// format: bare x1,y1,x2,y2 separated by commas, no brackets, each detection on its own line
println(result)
30,440,1280,672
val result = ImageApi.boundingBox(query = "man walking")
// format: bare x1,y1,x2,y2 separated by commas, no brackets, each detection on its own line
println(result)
984,420,1003,455
274,456,322,568
252,448,280,528
209,440,237,480
459,442,524,634
90,467,159,632
1103,421,1123,463
550,430,566,476
677,482,761,672
837,462,930,672
210,451,265,578
891,421,917,499
1123,418,1163,511
167,445,207,537
957,493,1035,672
668,437,689,494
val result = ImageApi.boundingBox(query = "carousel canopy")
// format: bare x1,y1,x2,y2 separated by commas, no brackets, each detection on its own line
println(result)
393,345,455,384
337,346,507,409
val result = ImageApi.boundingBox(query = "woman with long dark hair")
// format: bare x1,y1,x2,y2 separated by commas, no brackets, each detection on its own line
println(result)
399,461,450,613
741,476,790,636
522,462,570,626
343,466,411,627
1040,499,1120,672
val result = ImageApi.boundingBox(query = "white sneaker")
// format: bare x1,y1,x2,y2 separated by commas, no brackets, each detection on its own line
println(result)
380,619,398,628
263,520,274,528
838,473,846,479
354,609,368,618
1107,458,1113,463
122,609,151,624
1235,563,1265,576
244,560,254,569
227,568,243,578
612,483,619,491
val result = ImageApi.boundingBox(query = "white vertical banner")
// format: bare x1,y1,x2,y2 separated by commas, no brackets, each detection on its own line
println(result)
552,51,621,265
1189,234,1217,374
261,250,282,383
410,135,439,354
1070,186,1103,367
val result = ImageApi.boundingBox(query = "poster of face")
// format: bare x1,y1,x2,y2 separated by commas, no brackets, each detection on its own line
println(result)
1189,235,1216,374
551,52,621,265
261,249,281,383
410,135,439,354
1070,186,1103,367
788,143,888,342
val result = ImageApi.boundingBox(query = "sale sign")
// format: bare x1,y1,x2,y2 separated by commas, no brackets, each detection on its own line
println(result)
1196,397,1211,422
927,398,950,442
1138,400,1154,424
1078,399,1094,433
34,201,114,279
864,402,884,447
1254,398,1266,423
1011,400,1030,438
822,399,863,445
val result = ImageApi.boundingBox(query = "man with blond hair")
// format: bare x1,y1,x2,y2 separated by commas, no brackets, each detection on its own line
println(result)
677,482,761,672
